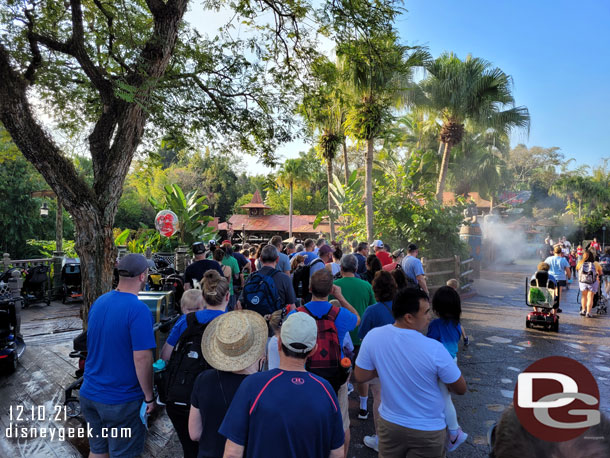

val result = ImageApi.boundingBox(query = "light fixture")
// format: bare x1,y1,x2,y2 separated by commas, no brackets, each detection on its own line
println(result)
40,202,49,217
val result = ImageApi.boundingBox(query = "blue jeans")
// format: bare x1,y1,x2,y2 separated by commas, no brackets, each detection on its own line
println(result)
80,396,146,457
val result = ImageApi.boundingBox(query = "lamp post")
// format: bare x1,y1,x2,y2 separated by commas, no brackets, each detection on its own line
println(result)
40,202,49,217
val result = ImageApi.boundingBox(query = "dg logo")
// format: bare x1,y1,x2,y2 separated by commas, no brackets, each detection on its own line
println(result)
514,356,601,441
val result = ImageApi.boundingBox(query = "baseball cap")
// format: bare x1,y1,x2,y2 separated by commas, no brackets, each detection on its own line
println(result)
221,240,231,245
117,253,149,277
318,244,333,255
192,242,205,254
372,240,383,248
392,248,404,258
281,312,317,354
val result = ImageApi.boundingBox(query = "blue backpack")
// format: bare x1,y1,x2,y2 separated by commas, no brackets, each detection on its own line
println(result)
242,270,282,316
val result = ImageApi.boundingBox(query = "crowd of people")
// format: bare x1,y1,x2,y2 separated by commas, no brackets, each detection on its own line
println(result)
77,235,608,458
538,234,610,317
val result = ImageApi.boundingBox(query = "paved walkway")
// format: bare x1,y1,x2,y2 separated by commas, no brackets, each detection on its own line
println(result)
2,260,609,457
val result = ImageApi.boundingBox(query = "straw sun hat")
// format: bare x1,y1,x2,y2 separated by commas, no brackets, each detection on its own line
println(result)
201,310,268,372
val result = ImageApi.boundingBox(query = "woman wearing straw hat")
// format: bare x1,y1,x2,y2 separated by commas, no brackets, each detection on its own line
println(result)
188,310,268,458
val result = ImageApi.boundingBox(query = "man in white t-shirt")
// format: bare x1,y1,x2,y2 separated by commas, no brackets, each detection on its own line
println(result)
355,287,467,457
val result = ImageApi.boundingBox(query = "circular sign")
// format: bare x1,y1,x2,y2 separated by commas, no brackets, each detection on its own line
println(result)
155,210,179,237
513,356,600,442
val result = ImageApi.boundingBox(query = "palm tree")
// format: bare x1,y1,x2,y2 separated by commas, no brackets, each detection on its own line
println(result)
276,158,307,238
416,52,530,201
300,57,346,240
339,33,429,242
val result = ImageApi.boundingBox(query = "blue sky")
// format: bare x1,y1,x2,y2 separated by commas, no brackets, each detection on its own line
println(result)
400,0,610,168
188,1,610,174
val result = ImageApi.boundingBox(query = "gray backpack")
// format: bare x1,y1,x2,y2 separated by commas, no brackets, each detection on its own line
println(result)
579,262,596,285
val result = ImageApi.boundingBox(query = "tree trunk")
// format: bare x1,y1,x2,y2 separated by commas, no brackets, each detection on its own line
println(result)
365,139,374,243
326,159,336,241
0,1,189,328
72,211,116,329
342,137,349,185
489,196,494,214
56,197,63,253
436,141,452,202
289,183,293,238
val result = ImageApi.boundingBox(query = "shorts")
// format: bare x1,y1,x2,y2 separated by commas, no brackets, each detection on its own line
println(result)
556,280,567,287
338,382,350,431
580,281,599,293
80,396,146,457
377,416,446,458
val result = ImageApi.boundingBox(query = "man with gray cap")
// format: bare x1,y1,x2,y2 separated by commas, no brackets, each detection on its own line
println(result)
220,312,345,458
80,254,157,458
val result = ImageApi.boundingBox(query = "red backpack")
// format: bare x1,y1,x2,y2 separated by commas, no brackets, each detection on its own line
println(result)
297,304,348,393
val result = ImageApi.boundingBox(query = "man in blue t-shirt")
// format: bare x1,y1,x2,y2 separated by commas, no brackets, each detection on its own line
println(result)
354,242,369,277
220,312,345,458
402,243,428,294
80,254,157,457
293,238,318,265
544,245,571,312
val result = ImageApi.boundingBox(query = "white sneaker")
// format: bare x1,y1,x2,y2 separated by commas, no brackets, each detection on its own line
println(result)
447,428,468,452
363,435,379,452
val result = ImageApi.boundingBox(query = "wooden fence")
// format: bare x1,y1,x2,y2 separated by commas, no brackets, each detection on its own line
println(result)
421,255,475,295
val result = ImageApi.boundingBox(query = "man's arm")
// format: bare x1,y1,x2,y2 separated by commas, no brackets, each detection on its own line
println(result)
223,439,245,458
416,274,429,294
447,375,467,395
354,365,378,383
330,285,360,326
329,446,344,458
133,349,155,413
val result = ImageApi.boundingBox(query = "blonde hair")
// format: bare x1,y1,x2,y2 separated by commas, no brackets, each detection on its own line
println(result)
202,270,230,306
180,289,204,314
446,279,459,290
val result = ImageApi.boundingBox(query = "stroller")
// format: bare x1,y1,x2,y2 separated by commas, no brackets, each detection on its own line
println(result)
525,270,560,332
21,264,51,307
0,287,26,374
576,277,608,315
61,258,82,303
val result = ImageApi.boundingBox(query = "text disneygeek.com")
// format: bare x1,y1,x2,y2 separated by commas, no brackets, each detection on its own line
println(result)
5,423,132,441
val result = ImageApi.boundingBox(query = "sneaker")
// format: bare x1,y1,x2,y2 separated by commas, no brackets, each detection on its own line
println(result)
447,428,468,452
358,409,369,420
586,312,593,318
363,435,379,452
557,308,563,313
580,310,586,316
347,383,354,395
463,336,469,346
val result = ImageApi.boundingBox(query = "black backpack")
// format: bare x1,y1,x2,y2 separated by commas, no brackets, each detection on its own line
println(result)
242,270,282,316
163,313,212,406
599,255,610,275
292,258,325,299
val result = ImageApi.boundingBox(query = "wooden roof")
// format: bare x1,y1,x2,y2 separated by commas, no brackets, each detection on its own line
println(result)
240,189,271,209
219,214,334,234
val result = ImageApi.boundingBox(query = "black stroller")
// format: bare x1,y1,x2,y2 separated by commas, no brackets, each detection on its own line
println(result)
21,264,51,307
61,258,82,303
0,287,26,374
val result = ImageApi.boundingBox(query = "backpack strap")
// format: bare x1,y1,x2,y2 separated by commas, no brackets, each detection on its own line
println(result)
324,305,340,321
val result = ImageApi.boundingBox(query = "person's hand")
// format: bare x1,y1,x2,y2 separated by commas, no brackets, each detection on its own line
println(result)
146,400,157,415
331,284,343,299
235,301,242,310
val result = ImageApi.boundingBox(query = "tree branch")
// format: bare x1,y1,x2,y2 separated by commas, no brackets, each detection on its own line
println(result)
0,43,95,215
24,8,42,84
69,0,115,104
92,0,131,74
